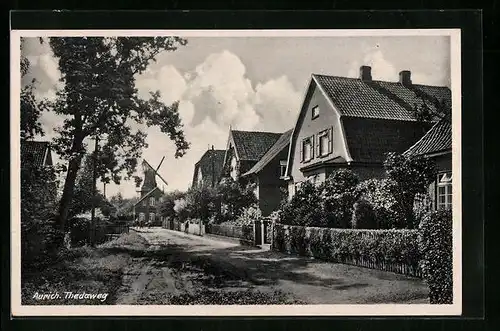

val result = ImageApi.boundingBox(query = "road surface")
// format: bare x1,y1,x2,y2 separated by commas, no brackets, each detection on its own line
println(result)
116,227,429,304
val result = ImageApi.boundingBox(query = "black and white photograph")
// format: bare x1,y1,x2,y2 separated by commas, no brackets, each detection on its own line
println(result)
11,29,461,316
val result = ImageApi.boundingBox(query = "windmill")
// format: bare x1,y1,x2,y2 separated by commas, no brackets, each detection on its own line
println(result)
136,156,168,196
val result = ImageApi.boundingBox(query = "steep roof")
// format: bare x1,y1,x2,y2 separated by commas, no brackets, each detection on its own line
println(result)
403,118,452,157
242,129,293,176
313,74,450,121
231,130,282,161
192,149,226,186
134,187,163,207
21,140,52,167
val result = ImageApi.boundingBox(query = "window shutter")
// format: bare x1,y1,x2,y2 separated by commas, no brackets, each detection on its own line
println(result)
299,140,304,162
316,134,321,156
328,127,333,154
311,135,315,158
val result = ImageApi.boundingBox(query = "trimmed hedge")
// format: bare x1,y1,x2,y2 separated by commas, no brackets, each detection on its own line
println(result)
272,224,421,277
419,210,453,304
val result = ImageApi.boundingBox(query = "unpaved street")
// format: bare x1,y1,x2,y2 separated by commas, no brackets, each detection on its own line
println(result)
115,227,429,304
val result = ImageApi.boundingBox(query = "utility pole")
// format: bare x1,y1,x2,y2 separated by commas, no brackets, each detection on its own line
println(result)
90,135,99,247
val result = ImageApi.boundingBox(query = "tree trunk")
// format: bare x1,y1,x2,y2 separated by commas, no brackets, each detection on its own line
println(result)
56,155,83,233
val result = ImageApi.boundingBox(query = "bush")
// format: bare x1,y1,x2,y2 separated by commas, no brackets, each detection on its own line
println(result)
272,224,421,276
355,178,401,229
419,210,453,304
233,204,262,226
351,199,377,229
321,169,360,228
280,181,325,227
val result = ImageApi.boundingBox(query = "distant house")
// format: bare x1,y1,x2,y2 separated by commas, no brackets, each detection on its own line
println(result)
191,147,225,188
133,160,165,225
21,140,53,167
284,66,451,199
404,118,452,211
241,129,293,216
21,140,57,199
221,129,283,182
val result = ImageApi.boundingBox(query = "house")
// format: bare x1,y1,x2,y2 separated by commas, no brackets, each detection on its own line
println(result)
133,160,165,225
284,66,451,199
21,140,57,199
404,117,452,211
241,129,293,216
221,129,283,182
191,147,225,188
21,140,53,167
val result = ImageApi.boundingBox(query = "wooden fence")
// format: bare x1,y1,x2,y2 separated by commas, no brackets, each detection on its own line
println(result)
205,223,254,243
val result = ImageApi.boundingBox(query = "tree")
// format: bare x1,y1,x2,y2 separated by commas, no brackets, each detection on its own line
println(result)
185,185,218,222
383,152,436,228
280,180,325,227
217,178,257,219
157,190,186,220
40,37,190,236
20,38,44,141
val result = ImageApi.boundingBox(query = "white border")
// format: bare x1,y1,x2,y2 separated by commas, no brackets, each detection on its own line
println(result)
10,28,462,316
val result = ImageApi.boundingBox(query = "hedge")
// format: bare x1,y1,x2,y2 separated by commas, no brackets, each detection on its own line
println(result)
419,210,453,304
272,224,421,277
205,223,254,243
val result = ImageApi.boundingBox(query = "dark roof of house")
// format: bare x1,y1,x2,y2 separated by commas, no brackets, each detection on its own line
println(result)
342,117,433,163
313,74,451,121
21,140,52,167
242,129,293,176
134,187,163,207
192,149,226,186
403,118,452,157
231,130,283,161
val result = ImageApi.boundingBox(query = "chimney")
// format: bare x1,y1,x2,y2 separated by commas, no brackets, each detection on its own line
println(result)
399,70,412,86
359,66,372,81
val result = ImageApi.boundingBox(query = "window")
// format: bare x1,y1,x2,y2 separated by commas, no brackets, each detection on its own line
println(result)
150,197,155,206
300,136,314,162
139,213,145,221
142,200,147,206
149,212,155,221
437,172,452,210
317,128,332,157
279,160,287,178
312,106,319,119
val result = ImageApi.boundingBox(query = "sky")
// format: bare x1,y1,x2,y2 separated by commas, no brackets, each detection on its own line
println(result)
20,34,451,199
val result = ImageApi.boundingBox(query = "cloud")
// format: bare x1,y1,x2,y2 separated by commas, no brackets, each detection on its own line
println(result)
26,44,302,199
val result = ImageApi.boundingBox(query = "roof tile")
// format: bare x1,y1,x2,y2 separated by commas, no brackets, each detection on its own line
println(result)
231,130,282,161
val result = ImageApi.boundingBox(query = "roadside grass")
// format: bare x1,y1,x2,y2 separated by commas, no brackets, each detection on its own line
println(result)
21,232,147,305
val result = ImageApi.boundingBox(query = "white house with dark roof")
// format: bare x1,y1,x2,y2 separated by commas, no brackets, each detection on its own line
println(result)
284,65,451,199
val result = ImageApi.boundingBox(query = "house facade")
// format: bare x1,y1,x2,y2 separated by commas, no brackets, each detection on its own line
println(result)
191,147,225,189
284,66,451,199
404,118,452,211
133,160,164,225
21,140,57,200
241,129,293,216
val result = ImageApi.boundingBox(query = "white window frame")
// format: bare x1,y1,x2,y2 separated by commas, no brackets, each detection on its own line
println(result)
301,136,314,162
312,105,319,119
150,197,155,206
139,213,145,221
436,172,452,211
279,160,287,178
149,212,155,222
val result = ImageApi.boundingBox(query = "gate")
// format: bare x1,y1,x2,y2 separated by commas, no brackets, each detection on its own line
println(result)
254,220,262,245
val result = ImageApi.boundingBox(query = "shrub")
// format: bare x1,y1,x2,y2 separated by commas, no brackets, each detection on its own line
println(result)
320,169,360,228
272,224,421,276
173,198,189,221
419,210,453,304
233,204,262,226
280,181,325,227
356,178,401,229
351,199,377,229
217,178,257,219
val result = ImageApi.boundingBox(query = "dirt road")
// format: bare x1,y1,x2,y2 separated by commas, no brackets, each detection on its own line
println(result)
117,227,429,304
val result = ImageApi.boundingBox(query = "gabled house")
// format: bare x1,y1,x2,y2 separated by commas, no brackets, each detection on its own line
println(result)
133,160,165,225
284,66,451,199
191,147,225,188
241,129,293,216
21,140,57,200
21,140,53,167
221,129,283,182
404,117,452,211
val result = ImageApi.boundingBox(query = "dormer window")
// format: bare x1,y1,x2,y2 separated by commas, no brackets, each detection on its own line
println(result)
312,106,320,119
279,160,287,178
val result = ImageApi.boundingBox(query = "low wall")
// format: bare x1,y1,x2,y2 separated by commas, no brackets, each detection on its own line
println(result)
272,224,421,278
